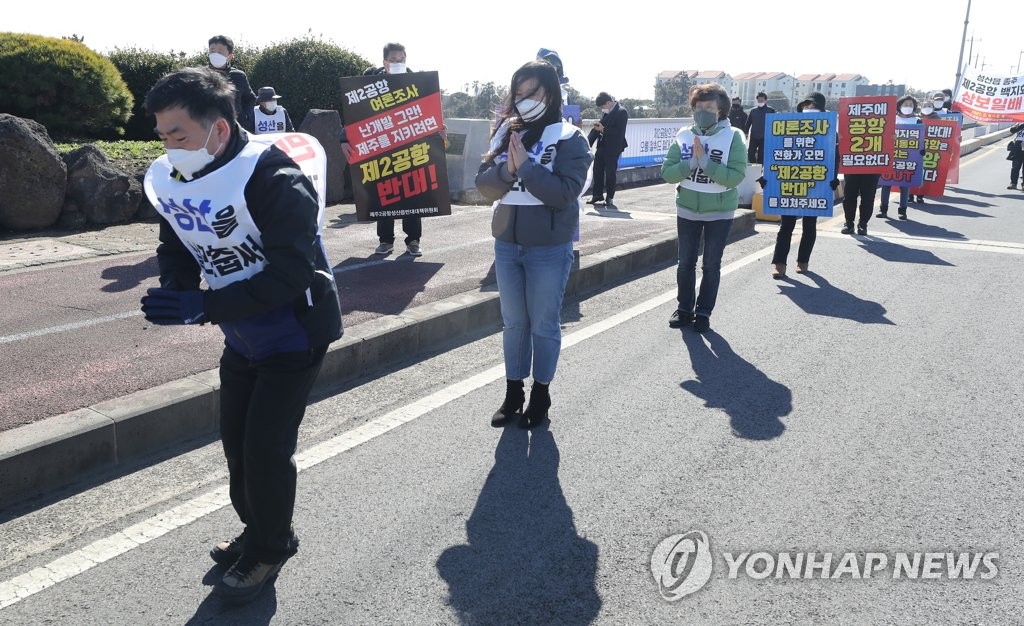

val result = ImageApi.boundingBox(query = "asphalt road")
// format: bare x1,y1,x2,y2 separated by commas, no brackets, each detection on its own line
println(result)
0,191,677,432
0,143,1022,623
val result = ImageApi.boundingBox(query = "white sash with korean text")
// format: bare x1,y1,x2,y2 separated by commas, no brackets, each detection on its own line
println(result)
144,141,268,289
492,121,580,205
253,107,288,134
674,127,736,194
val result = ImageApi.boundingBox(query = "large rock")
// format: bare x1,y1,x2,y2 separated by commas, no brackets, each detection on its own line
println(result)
133,172,158,220
0,114,67,231
63,145,142,225
298,109,347,204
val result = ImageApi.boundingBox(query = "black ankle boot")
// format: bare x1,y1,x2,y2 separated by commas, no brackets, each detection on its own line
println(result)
519,382,551,429
492,379,525,427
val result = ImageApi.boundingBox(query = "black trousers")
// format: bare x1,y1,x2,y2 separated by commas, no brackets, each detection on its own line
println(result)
747,138,765,165
377,217,422,244
772,216,817,265
219,344,327,563
591,150,622,201
842,174,880,226
1010,154,1024,186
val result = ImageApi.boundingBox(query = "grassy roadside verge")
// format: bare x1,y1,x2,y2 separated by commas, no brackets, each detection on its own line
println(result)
55,140,164,178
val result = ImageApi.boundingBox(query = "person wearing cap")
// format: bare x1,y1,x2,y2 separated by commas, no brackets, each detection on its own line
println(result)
911,95,944,204
536,48,570,105
253,86,295,135
207,35,257,133
769,92,839,277
743,91,775,164
728,97,748,134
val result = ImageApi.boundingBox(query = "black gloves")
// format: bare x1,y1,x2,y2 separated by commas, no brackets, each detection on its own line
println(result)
829,179,840,190
756,176,767,189
141,288,208,325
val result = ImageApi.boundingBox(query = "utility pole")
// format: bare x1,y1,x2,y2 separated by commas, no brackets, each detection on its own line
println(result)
954,0,971,95
1017,51,1024,75
968,35,981,68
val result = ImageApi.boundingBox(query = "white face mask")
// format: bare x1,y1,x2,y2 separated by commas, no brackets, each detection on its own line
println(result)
921,106,934,115
209,52,228,68
757,101,766,107
387,62,406,74
516,98,547,122
803,108,818,113
262,101,277,112
933,100,944,109
900,106,915,115
166,123,220,181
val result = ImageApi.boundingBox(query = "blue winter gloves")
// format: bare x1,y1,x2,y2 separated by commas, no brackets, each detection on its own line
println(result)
141,288,208,325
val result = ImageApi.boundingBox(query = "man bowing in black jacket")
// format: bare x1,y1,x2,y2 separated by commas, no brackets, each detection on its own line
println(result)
587,92,629,207
142,67,342,605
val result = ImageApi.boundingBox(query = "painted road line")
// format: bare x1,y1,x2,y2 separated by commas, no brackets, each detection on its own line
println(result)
0,240,777,610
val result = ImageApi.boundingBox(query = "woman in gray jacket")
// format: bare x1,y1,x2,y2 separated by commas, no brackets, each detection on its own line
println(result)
475,61,592,429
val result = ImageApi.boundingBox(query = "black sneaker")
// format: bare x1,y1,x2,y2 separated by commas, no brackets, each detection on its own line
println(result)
586,196,604,205
210,533,245,567
214,554,286,605
898,211,908,220
876,209,887,218
840,222,854,235
692,315,711,333
856,224,867,235
669,310,694,329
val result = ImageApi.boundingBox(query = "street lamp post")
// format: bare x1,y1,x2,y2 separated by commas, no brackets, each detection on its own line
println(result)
1016,51,1024,75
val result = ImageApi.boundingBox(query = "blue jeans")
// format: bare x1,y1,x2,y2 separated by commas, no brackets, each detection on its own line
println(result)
676,216,733,318
879,185,909,212
494,240,574,383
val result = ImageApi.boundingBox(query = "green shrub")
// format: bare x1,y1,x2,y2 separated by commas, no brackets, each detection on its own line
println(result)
106,48,185,140
0,32,133,139
250,37,370,126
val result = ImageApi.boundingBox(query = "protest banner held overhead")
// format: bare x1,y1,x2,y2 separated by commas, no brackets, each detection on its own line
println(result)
340,71,451,222
954,67,1024,123
838,95,896,175
762,111,838,217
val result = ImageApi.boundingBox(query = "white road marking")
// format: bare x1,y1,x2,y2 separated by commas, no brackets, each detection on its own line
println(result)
0,241,776,610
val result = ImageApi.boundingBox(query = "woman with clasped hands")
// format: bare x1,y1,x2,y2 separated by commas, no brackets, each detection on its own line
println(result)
662,83,748,333
475,61,592,429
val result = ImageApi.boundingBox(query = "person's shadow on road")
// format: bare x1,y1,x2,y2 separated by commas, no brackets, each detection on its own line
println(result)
185,567,277,625
100,255,159,293
857,237,955,266
436,423,601,625
680,331,790,440
775,272,895,325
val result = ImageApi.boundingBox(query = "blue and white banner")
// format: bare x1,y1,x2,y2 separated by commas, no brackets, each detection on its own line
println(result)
762,112,837,217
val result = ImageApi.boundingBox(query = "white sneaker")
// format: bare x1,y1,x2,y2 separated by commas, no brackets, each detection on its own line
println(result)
406,240,422,257
374,242,394,255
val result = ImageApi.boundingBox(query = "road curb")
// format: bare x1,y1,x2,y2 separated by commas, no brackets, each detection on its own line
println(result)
0,211,755,510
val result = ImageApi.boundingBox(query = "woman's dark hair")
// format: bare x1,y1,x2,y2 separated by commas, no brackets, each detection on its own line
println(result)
897,95,918,110
145,67,236,127
484,61,563,162
689,83,730,120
